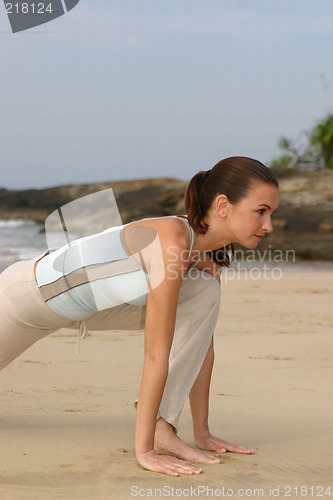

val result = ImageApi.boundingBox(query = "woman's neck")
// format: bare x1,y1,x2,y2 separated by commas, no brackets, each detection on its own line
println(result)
193,230,233,254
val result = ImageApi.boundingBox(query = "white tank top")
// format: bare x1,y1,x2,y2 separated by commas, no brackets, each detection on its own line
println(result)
35,216,196,320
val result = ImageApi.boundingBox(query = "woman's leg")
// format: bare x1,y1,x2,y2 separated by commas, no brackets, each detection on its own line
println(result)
86,270,220,426
81,270,220,429
158,270,221,430
85,270,221,464
189,336,215,440
151,270,221,463
0,259,74,370
156,270,254,457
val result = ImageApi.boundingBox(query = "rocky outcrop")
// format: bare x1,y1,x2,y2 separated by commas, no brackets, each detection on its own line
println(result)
0,169,332,261
0,178,186,224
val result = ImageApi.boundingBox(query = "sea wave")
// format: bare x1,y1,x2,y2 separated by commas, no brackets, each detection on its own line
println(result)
0,219,37,228
0,219,47,272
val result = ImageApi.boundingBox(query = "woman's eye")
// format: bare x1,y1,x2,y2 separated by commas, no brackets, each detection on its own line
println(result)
258,209,265,215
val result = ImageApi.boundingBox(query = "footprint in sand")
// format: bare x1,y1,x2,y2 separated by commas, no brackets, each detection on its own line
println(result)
248,355,294,361
23,360,50,365
219,456,259,470
2,390,23,395
291,387,316,392
59,464,81,469
64,408,98,413
53,387,80,394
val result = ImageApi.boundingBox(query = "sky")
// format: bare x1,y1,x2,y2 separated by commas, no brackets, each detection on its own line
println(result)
1,0,333,189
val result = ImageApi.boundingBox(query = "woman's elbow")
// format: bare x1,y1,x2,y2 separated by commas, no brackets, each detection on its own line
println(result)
143,348,170,374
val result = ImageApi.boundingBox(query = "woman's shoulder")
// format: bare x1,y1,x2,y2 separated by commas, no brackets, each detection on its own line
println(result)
128,216,191,250
128,215,186,229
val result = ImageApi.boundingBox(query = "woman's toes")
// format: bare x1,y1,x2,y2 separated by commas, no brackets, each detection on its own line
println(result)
194,452,220,464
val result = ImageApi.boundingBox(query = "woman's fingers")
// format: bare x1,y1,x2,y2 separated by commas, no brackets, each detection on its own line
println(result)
167,458,203,475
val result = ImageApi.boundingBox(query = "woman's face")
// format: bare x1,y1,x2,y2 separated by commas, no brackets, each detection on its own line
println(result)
222,181,280,249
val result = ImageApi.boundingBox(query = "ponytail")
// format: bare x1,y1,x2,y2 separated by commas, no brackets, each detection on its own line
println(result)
184,170,234,268
184,171,208,234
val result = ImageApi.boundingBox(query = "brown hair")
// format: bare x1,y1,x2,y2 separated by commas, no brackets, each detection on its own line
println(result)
184,156,279,267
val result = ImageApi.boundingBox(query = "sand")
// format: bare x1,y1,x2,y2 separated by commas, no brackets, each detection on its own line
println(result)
1,270,332,499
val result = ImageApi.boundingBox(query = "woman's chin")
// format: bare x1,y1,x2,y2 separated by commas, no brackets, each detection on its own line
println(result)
240,240,259,249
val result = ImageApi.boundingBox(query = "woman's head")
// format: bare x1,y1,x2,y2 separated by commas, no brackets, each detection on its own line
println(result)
184,156,279,266
185,156,278,233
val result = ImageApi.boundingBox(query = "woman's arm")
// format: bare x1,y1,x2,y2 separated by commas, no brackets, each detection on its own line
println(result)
134,223,202,475
135,264,180,454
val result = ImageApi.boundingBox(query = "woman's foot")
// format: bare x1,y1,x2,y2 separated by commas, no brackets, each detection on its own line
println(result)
195,430,255,455
154,418,221,464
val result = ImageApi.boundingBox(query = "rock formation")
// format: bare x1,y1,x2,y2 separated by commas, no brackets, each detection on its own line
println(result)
0,169,332,261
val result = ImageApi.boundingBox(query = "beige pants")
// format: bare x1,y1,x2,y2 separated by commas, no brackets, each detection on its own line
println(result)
0,257,220,429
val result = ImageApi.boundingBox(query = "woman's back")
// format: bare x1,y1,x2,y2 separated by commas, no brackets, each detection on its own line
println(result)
35,216,195,320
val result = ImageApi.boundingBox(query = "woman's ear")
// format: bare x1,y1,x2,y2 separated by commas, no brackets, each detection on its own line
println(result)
215,194,229,217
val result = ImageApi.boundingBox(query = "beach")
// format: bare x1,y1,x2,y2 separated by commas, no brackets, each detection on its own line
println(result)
0,269,332,499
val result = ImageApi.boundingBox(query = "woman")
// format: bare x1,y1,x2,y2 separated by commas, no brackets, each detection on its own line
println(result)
0,156,280,477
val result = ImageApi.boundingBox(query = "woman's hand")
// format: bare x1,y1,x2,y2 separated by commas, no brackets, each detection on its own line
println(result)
136,449,203,476
195,430,255,455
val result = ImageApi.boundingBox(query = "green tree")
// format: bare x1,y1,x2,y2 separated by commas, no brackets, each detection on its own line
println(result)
311,114,333,169
270,154,295,169
269,136,296,169
278,137,292,152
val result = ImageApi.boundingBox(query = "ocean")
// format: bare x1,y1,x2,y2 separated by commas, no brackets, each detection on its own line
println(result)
1,219,333,275
0,219,48,272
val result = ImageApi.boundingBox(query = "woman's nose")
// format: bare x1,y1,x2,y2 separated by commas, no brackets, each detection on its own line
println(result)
263,218,273,233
